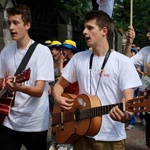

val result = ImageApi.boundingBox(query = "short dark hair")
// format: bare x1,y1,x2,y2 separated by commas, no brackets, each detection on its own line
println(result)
6,5,31,25
85,10,114,40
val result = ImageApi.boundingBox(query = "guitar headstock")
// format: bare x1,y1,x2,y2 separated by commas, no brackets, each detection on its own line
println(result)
15,68,31,83
125,96,150,113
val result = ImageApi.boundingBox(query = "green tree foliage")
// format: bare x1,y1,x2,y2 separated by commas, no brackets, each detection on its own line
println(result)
62,0,92,50
63,0,92,20
47,0,92,50
113,0,150,48
48,0,92,26
64,0,92,29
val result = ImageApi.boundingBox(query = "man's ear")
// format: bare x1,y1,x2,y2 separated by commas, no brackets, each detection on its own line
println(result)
102,27,108,36
25,22,31,30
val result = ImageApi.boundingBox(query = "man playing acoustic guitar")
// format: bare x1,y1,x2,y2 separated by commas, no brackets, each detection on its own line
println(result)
0,5,54,150
52,10,142,150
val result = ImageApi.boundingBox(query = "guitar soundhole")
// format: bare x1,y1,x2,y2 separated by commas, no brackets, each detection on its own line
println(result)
75,108,80,123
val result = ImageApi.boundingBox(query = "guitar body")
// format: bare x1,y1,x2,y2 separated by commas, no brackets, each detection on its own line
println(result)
0,96,14,125
52,93,102,144
0,95,14,115
0,68,31,125
52,93,150,144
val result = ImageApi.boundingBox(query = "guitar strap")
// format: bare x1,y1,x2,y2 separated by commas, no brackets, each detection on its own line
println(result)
12,41,38,100
89,49,111,71
14,42,38,76
89,49,111,95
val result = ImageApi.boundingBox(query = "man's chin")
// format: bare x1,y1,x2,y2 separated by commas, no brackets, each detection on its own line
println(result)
87,43,92,47
11,37,17,41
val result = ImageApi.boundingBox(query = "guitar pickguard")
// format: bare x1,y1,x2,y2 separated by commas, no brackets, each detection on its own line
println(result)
77,97,86,107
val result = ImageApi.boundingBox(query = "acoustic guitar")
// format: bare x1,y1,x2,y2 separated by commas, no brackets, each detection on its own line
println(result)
0,68,31,125
52,93,150,144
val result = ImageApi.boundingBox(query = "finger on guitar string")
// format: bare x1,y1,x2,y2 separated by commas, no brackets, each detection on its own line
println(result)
56,96,74,110
5,76,15,84
59,104,73,110
6,75,13,80
4,76,17,92
109,107,117,121
109,106,126,122
4,83,14,92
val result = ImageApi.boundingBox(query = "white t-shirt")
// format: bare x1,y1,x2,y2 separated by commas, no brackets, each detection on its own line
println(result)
131,46,150,73
62,50,142,141
0,40,54,132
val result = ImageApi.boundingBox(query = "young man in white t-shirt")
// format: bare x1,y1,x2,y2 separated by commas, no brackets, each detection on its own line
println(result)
125,22,150,150
0,5,54,150
52,10,142,150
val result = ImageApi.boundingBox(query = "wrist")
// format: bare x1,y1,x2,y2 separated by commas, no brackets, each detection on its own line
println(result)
58,60,64,63
126,39,133,45
18,83,24,92
121,111,132,123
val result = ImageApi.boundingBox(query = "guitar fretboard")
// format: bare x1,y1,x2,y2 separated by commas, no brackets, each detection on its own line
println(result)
76,103,124,121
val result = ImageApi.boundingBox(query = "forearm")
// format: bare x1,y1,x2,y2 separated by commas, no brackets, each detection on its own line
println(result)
121,89,134,121
18,84,44,97
5,80,45,97
124,26,135,57
53,82,64,101
52,80,74,110
59,62,64,76
124,40,132,57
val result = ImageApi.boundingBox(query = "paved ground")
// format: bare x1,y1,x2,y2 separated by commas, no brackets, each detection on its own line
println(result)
21,115,147,150
125,116,147,150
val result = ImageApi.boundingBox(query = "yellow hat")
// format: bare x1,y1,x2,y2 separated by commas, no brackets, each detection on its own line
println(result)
49,40,61,49
63,40,76,47
45,40,51,44
50,40,61,47
89,47,92,50
59,39,79,53
44,40,51,47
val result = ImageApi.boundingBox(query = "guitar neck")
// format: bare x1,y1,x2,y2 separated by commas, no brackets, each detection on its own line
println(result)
76,103,124,121
52,93,150,127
